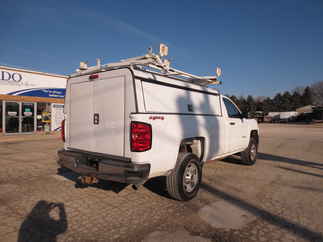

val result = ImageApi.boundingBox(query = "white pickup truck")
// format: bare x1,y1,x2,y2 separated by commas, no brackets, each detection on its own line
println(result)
58,47,259,201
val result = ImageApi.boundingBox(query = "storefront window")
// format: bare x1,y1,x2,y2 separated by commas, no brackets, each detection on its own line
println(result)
37,103,51,131
5,102,20,133
22,103,35,132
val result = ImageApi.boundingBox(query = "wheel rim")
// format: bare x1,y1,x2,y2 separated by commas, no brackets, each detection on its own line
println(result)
250,143,257,160
183,161,199,193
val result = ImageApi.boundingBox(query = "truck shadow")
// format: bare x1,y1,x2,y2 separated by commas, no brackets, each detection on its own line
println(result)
220,155,249,166
144,176,173,199
220,153,323,171
291,185,323,193
58,168,172,197
18,200,67,242
277,166,323,179
56,168,128,193
143,179,323,241
200,183,323,242
258,153,323,170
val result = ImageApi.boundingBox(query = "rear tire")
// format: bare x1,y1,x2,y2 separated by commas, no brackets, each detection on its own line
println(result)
241,136,258,165
166,153,202,201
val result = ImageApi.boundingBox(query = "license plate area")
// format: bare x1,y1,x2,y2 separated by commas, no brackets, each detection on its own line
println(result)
80,176,99,185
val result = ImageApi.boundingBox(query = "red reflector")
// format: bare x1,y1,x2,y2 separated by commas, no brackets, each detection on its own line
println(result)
131,122,152,152
61,119,65,142
89,74,99,79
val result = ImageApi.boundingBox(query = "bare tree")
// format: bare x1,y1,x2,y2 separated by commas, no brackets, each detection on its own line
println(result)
254,96,266,102
292,86,305,95
311,81,323,106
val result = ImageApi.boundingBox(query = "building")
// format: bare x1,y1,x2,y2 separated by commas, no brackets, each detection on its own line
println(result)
296,105,323,121
296,105,313,114
264,111,299,123
0,66,67,134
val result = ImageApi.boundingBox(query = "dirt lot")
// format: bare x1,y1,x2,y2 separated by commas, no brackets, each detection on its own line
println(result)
0,124,322,242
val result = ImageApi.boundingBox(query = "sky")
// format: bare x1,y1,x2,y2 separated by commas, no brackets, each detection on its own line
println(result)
1,0,323,97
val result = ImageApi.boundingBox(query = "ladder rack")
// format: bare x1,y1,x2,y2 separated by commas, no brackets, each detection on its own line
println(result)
72,45,221,87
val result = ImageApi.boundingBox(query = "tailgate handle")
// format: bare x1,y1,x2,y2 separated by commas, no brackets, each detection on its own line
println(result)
94,113,99,125
229,122,235,125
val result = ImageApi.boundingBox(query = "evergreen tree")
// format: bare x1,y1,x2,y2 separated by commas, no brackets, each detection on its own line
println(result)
301,86,312,106
310,81,323,106
229,95,240,107
291,91,302,110
262,97,274,114
255,100,263,111
273,93,283,111
246,95,256,113
254,96,266,111
281,91,292,111
238,96,248,114
227,84,317,114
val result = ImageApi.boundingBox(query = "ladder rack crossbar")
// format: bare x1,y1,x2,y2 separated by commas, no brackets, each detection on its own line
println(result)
72,52,221,86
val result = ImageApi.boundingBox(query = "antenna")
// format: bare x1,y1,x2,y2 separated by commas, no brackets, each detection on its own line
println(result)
216,66,222,78
159,43,168,57
96,58,101,68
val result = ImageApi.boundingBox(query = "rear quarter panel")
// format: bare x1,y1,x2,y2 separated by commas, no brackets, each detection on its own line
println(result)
130,114,226,178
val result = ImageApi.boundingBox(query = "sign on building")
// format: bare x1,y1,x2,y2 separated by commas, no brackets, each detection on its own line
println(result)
51,103,65,131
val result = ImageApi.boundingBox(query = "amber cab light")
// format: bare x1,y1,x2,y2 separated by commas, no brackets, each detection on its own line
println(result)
131,122,152,152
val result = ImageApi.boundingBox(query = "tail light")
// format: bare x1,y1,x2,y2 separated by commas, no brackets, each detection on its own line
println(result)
61,119,65,142
131,122,152,152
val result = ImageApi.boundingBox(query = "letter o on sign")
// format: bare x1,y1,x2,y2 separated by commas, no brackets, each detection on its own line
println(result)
12,73,22,82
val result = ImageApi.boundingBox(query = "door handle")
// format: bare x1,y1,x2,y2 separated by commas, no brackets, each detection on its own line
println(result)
229,122,235,125
93,113,99,125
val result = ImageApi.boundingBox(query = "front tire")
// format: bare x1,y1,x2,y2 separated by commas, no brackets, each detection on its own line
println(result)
166,153,202,201
241,136,258,165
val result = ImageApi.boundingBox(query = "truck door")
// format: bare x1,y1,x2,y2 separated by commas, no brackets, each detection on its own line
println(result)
69,78,94,151
222,97,248,152
92,73,125,156
67,71,126,157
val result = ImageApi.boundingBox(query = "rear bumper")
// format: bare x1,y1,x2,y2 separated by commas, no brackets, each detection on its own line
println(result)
57,149,150,184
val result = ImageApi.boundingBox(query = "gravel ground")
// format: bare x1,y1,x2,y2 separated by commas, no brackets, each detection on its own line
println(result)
0,123,322,242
